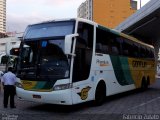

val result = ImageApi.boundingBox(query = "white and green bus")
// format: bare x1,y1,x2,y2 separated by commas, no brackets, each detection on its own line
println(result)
16,18,156,105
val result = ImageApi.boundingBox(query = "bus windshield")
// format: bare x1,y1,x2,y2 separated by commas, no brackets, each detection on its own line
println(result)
19,39,70,81
24,21,75,39
17,21,75,81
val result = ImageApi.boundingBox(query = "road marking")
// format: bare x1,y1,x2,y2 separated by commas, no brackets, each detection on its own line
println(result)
128,97,160,110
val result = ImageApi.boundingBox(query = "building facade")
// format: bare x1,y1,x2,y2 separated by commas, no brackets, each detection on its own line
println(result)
77,0,93,20
0,0,6,33
0,33,23,54
77,0,137,28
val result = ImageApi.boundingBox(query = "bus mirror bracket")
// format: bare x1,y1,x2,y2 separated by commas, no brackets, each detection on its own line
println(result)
64,33,78,56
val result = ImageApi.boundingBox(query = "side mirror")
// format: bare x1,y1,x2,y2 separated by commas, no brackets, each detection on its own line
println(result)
64,34,78,55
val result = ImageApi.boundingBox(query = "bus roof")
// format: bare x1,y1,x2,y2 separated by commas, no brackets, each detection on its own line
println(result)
25,18,153,49
27,18,97,27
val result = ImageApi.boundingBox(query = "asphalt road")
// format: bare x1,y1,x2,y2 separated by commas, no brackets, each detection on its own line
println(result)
0,79,160,120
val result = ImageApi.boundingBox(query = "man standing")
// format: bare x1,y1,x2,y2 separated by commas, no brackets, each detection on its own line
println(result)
0,71,4,92
1,67,17,108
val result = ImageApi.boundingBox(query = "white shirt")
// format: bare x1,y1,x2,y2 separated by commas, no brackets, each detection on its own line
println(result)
1,71,17,85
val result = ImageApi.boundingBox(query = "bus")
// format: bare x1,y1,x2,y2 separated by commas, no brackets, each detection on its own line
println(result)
16,18,156,105
10,43,21,56
0,43,21,72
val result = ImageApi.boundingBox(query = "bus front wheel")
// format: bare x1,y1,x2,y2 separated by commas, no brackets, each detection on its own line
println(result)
94,81,106,106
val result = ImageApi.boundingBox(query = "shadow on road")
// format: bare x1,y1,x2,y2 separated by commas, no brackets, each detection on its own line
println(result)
26,101,94,113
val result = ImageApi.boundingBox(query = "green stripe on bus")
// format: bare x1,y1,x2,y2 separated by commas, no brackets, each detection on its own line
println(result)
34,82,46,89
33,81,54,90
110,55,134,85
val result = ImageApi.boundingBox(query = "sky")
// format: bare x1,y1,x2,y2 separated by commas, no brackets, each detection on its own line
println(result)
6,0,86,32
6,0,150,33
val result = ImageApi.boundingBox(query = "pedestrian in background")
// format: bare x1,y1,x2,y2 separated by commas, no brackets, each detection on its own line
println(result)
1,67,17,108
0,71,4,92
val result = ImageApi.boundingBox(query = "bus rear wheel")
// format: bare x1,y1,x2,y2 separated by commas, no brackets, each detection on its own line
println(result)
147,76,150,87
94,82,106,106
141,77,148,91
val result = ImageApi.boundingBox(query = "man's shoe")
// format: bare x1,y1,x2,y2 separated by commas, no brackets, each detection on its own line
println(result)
4,106,7,108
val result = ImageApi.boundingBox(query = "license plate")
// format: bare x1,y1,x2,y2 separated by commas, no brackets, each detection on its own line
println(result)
33,95,41,99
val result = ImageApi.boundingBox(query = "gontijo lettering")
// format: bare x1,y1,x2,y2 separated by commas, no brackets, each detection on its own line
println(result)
132,60,147,67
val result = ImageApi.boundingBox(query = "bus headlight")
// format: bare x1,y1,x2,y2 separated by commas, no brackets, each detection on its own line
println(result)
53,83,72,91
15,82,23,88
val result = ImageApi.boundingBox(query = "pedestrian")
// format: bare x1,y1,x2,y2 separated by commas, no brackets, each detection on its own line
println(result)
0,71,4,92
1,67,17,108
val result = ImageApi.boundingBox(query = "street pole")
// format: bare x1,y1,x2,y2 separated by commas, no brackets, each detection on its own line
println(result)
140,0,142,9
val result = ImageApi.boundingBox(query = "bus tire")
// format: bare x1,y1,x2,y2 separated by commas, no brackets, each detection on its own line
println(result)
147,76,150,87
94,81,106,106
141,77,147,91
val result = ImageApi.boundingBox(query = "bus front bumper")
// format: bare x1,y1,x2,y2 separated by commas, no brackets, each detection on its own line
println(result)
16,87,73,105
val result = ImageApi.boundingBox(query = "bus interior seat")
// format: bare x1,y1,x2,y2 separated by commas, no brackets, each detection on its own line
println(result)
112,46,119,54
123,50,128,55
102,45,109,53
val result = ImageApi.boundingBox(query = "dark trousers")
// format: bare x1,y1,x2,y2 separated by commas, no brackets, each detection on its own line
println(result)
3,85,16,107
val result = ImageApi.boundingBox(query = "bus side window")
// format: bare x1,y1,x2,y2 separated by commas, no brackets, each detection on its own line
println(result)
102,45,109,54
96,43,102,53
110,37,122,56
96,27,110,54
77,22,93,48
112,46,119,55
150,50,154,58
132,44,139,58
147,49,154,59
140,47,146,58
121,37,132,57
123,50,129,56
145,48,150,58
122,41,129,56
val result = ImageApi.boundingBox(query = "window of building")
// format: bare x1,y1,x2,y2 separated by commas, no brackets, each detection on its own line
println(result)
130,0,138,10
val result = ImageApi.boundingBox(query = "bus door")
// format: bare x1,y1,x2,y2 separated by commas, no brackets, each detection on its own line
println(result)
71,22,94,104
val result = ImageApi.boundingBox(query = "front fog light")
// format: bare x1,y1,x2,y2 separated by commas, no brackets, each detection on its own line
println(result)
53,83,72,91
